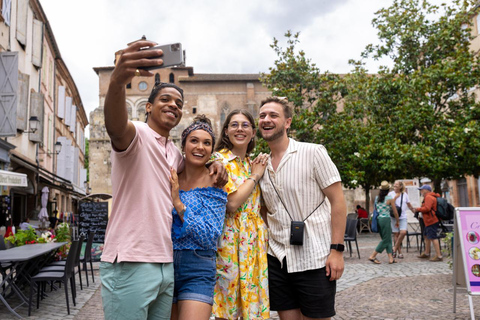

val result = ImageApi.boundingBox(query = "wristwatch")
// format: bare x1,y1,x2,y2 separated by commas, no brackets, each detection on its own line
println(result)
330,244,345,252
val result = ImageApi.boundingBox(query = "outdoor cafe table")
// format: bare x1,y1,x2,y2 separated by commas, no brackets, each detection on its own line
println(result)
0,241,67,318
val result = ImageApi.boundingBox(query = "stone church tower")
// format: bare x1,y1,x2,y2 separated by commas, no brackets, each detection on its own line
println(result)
89,64,271,195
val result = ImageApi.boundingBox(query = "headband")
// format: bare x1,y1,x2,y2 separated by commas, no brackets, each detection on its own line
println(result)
181,121,215,147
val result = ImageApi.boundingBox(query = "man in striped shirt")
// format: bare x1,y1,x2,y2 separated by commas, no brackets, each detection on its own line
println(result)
257,97,347,320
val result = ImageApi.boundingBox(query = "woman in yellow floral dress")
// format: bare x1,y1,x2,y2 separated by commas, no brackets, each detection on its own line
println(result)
212,109,270,320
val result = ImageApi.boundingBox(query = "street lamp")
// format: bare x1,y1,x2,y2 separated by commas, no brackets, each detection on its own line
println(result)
38,142,62,155
24,116,40,134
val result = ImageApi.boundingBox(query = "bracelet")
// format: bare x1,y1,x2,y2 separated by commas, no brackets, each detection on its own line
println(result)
178,205,186,216
247,177,257,186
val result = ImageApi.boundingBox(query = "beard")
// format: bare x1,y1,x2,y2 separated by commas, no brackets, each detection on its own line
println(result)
260,127,286,142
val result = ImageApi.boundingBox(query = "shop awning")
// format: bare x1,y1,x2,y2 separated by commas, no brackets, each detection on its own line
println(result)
0,169,28,187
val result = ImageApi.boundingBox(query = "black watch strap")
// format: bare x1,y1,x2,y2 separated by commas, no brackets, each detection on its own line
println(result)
330,244,345,252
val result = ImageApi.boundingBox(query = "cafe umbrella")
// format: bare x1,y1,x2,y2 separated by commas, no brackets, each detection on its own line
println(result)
38,186,49,227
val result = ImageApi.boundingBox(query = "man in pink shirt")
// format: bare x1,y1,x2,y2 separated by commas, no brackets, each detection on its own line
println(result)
100,40,226,320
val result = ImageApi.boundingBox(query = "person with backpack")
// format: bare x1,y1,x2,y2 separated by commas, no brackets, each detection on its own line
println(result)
413,185,443,262
368,181,399,264
389,181,415,259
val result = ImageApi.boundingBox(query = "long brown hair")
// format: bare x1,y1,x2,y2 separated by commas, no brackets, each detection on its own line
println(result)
215,109,256,155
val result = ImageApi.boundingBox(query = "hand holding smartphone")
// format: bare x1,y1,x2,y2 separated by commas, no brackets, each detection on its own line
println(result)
139,43,184,70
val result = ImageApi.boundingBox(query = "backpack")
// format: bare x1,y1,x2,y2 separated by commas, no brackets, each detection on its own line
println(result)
435,196,454,221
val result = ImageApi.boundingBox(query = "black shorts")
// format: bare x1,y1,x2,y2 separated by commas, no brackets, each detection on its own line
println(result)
267,254,336,318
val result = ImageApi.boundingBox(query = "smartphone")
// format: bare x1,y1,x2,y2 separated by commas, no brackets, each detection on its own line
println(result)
139,43,184,70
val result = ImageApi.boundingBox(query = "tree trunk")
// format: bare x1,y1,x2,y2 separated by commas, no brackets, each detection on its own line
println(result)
432,178,442,194
364,185,371,213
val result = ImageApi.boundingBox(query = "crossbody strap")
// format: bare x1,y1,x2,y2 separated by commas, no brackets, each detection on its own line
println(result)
267,170,324,222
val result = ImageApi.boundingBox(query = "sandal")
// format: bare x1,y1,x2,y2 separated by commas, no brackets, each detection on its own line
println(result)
368,258,381,264
392,252,397,258
389,259,397,264
398,253,404,259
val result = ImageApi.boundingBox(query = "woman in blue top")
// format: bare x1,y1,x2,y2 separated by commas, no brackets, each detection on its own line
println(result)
169,115,233,320
368,181,399,264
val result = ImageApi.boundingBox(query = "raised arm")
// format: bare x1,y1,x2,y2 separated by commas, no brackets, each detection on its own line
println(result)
104,40,163,150
226,154,268,213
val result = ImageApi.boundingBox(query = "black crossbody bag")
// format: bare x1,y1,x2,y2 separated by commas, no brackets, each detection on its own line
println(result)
267,171,324,245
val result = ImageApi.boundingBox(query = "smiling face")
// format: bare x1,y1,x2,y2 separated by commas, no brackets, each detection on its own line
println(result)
225,114,255,154
258,102,291,142
393,182,402,193
146,87,183,136
183,129,213,166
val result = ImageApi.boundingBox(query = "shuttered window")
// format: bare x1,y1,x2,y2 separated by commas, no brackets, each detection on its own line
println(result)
17,72,29,131
0,52,18,136
29,92,44,143
70,104,76,133
2,0,12,26
32,19,43,67
16,0,28,46
65,96,72,127
57,86,65,119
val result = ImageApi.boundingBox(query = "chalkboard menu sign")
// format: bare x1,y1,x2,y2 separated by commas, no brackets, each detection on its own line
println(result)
78,201,108,243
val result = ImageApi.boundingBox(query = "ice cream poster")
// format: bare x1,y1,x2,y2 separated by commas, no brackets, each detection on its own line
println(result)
457,208,480,295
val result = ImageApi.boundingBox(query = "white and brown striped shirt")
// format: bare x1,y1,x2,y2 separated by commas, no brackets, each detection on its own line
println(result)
259,138,341,273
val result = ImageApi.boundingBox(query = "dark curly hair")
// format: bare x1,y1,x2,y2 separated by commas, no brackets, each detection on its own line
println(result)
145,82,184,122
181,115,215,152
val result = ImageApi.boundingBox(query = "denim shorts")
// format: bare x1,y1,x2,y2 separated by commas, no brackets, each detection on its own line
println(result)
173,249,216,305
391,218,408,232
424,222,439,240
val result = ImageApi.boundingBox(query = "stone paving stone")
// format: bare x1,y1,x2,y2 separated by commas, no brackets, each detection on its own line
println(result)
1,234,479,319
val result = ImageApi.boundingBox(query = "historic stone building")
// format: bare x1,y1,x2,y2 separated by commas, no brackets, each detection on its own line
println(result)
89,65,271,196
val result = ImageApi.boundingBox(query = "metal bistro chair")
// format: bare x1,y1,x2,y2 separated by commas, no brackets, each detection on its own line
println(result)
80,232,95,286
344,218,361,259
41,235,85,291
28,240,80,316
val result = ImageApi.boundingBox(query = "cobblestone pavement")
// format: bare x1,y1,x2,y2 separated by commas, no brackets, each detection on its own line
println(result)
1,233,479,319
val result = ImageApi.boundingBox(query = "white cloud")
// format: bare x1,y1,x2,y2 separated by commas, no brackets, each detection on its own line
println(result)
39,0,452,133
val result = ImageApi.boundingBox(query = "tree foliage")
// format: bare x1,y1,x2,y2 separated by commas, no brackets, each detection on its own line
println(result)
260,0,480,210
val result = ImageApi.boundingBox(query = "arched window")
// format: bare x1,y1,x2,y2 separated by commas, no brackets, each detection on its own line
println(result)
155,73,160,84
169,73,174,83
221,103,229,126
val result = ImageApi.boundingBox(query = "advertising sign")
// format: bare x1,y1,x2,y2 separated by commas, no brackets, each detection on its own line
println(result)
456,208,480,295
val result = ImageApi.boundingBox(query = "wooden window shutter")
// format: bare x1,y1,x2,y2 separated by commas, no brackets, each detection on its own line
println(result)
32,19,43,67
57,86,65,119
65,96,72,127
56,136,67,178
0,52,18,136
2,0,12,26
29,92,44,143
16,0,28,46
70,104,76,133
17,72,29,131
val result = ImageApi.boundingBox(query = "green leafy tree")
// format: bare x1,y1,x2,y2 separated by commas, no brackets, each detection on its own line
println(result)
261,0,480,211
362,0,480,191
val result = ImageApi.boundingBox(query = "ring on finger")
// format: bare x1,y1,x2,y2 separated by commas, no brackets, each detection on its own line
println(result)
135,69,141,77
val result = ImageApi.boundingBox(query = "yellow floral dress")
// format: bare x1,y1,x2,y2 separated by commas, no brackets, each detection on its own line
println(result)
213,149,269,320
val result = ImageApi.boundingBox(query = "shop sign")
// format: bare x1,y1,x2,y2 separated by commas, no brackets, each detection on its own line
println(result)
0,169,27,187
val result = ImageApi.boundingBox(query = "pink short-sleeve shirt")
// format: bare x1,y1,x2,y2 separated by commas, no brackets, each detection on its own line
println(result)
101,121,183,263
